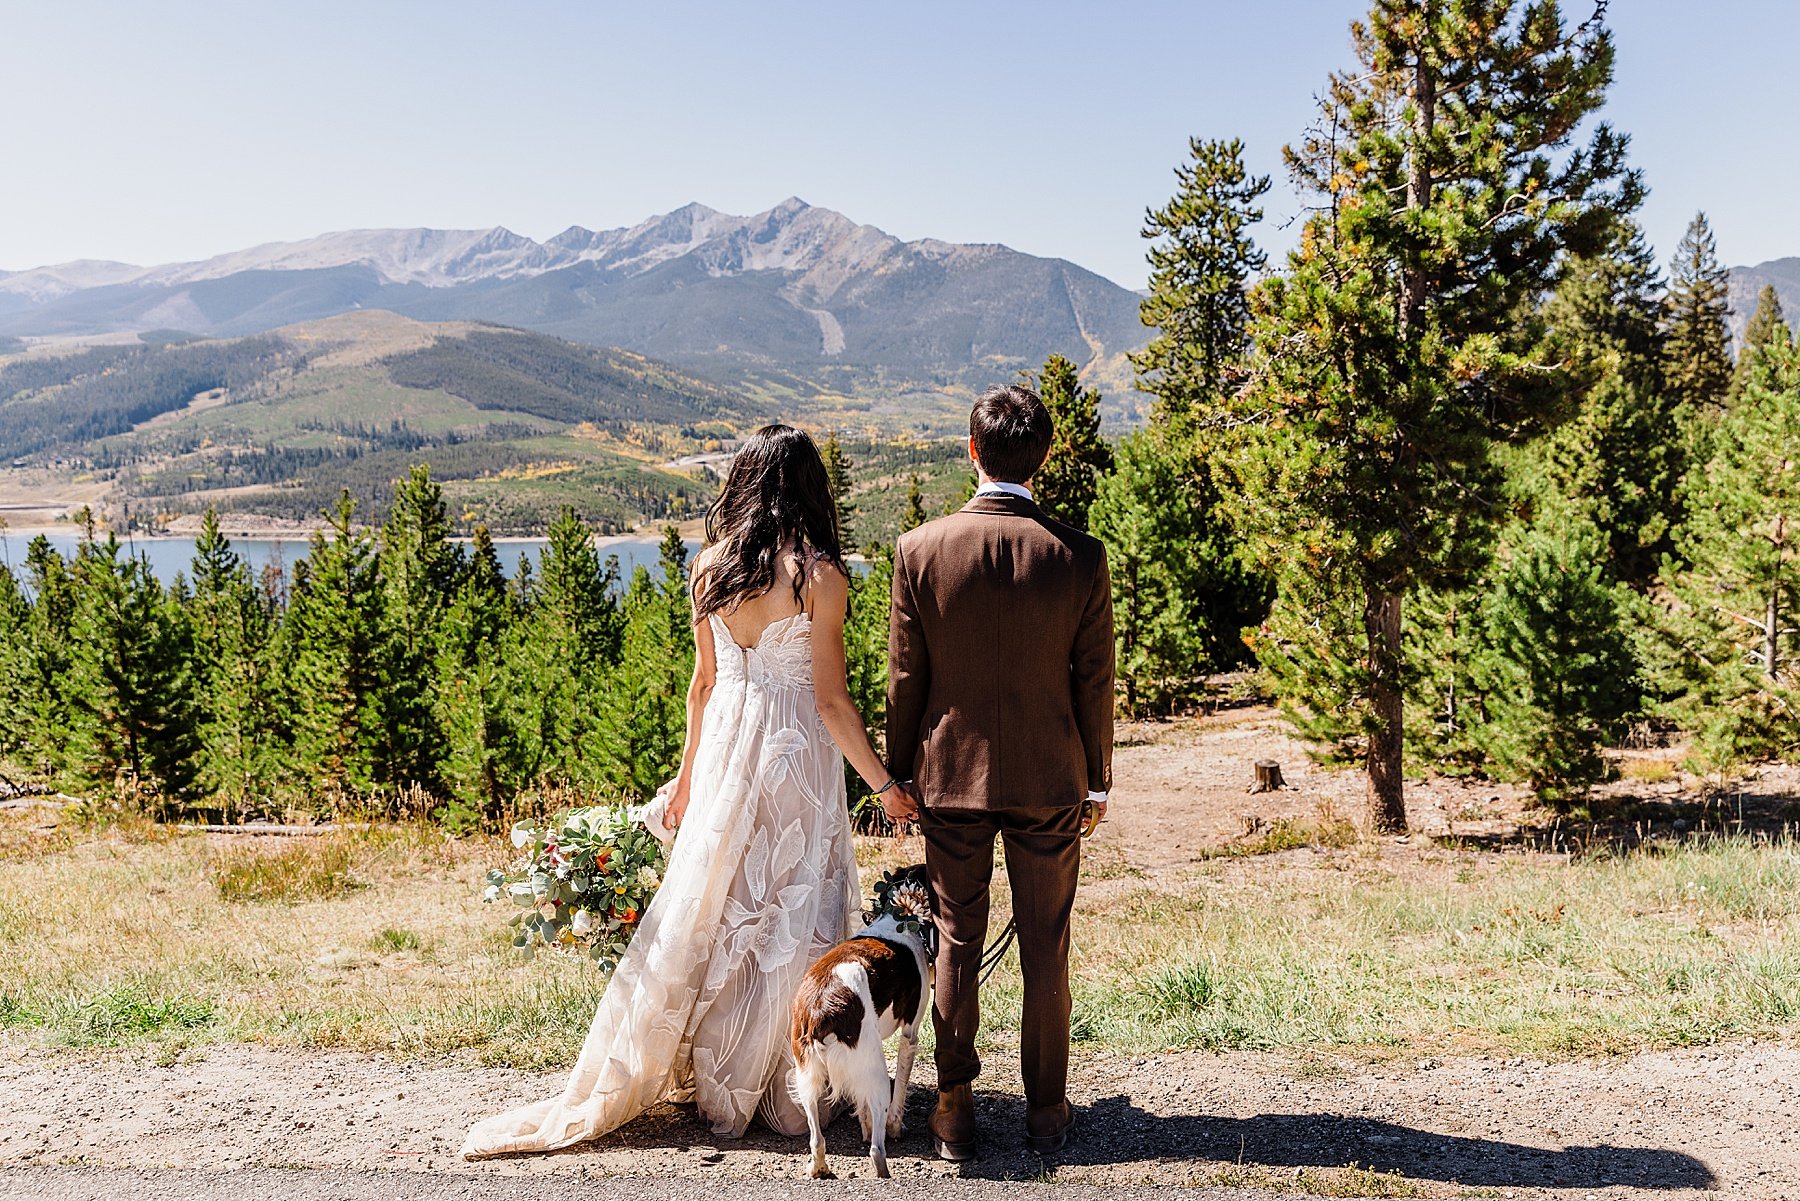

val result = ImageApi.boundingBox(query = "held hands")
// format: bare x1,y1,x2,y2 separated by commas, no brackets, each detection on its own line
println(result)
879,780,921,824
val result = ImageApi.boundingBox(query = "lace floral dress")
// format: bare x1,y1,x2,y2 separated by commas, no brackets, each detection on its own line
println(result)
462,611,860,1157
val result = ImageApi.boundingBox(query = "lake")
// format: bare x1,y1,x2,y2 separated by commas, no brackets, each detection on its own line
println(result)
1,531,695,584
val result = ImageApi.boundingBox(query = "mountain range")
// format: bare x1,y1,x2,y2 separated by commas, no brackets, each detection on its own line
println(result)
1729,258,1800,342
0,199,1150,418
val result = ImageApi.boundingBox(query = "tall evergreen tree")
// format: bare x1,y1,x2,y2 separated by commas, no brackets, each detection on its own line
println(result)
63,531,197,798
597,527,693,799
375,465,463,790
0,563,28,760
281,492,384,797
1519,217,1679,585
15,536,78,775
1089,431,1210,714
1663,212,1734,415
1132,136,1271,425
524,507,622,786
435,525,535,827
188,510,280,809
1031,354,1113,530
1224,0,1633,830
1105,128,1274,707
821,433,857,548
1658,327,1800,765
1732,284,1790,400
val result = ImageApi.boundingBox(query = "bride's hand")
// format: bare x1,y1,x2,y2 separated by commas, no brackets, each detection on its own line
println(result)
665,780,691,830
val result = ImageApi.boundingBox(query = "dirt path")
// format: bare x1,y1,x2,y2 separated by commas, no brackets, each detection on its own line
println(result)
1,1037,1790,1197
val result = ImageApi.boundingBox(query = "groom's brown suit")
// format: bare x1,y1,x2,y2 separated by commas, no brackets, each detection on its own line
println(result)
887,491,1114,1112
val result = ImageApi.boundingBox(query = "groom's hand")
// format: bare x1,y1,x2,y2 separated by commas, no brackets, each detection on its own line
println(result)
882,782,921,824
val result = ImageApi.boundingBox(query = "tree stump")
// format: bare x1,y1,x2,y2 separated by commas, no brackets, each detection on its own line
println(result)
1249,760,1286,794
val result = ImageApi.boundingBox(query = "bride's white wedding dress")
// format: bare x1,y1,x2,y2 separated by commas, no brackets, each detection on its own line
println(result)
462,610,860,1158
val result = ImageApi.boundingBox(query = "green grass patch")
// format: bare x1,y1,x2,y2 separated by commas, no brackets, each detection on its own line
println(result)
370,927,423,953
53,982,216,1044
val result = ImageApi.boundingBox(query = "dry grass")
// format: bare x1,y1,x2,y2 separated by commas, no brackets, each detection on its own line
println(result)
1620,757,1679,785
2,819,1799,1071
210,832,367,902
1196,1163,1426,1197
1202,800,1362,859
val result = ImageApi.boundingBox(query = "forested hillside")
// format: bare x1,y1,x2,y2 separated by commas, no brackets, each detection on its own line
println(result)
0,313,755,534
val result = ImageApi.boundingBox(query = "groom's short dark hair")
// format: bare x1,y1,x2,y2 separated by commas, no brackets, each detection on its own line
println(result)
970,384,1054,483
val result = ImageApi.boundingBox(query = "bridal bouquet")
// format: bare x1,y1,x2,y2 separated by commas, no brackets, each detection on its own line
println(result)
484,803,669,972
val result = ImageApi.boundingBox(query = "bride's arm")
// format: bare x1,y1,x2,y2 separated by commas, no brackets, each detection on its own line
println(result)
664,561,719,829
808,562,911,813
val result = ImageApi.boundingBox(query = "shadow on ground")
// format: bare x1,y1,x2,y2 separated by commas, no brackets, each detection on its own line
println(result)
527,1087,1716,1192
935,1091,1718,1190
1442,785,1800,860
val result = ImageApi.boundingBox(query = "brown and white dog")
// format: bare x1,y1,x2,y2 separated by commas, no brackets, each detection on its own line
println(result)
789,864,935,1180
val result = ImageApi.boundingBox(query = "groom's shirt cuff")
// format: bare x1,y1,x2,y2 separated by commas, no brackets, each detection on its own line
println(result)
1086,790,1108,804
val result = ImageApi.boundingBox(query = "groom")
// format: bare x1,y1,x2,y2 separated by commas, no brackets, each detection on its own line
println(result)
882,382,1115,1159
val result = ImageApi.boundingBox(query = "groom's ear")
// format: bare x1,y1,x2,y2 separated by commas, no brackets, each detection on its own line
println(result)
967,436,980,470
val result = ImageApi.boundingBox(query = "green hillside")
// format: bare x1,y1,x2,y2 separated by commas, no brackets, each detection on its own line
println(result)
2,313,755,535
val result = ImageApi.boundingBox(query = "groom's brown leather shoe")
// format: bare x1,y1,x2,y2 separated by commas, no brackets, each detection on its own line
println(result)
929,1084,977,1161
1024,1099,1074,1153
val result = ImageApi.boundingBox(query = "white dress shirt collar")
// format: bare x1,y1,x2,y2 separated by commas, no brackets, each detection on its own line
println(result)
974,480,1034,501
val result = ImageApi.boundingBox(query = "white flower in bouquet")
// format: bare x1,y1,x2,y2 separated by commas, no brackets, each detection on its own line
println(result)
485,801,670,970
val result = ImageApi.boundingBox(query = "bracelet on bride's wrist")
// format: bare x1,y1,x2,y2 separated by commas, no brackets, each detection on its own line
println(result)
872,777,897,796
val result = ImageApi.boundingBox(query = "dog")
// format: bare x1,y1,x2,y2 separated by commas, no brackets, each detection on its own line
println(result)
789,864,935,1180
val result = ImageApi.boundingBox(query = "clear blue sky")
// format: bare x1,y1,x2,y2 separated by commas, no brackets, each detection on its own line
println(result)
2,1,1794,286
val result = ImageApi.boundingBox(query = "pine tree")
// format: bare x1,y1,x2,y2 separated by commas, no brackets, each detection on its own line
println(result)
1658,327,1800,765
1663,212,1734,415
525,507,622,786
1132,136,1271,425
1470,518,1641,805
188,510,280,810
374,465,464,791
821,433,858,548
1518,218,1680,586
1224,0,1632,830
0,562,33,760
902,476,927,532
435,525,535,828
281,492,384,797
63,531,197,799
1032,354,1113,531
597,527,693,799
15,536,78,775
1089,431,1210,714
1732,284,1790,400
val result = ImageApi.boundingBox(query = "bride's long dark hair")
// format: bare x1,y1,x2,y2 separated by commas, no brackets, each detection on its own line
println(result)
694,424,843,620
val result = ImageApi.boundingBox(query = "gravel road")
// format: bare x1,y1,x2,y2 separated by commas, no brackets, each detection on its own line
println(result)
0,1038,1781,1198
0,1165,1290,1201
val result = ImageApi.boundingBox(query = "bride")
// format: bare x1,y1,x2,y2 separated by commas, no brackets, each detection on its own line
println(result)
462,424,917,1158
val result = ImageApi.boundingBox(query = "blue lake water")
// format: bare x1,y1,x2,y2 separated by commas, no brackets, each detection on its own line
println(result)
1,531,694,584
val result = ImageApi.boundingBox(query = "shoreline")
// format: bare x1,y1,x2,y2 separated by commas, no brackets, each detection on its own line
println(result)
0,521,705,546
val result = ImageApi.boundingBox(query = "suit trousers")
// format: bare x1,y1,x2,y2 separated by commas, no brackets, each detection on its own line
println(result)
920,802,1082,1109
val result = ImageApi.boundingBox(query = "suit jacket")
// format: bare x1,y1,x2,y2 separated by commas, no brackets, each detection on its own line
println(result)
886,492,1115,810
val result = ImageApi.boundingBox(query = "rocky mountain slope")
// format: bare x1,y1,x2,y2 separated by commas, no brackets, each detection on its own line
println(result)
1729,258,1800,341
0,200,1149,415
